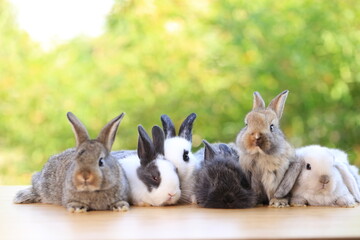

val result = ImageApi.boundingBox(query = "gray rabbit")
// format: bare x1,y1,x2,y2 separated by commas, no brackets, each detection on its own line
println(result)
14,112,130,212
235,90,299,207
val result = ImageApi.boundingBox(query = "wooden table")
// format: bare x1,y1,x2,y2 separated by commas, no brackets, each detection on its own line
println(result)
1,186,360,240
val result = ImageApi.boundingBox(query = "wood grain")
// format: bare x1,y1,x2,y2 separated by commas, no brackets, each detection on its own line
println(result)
1,186,360,240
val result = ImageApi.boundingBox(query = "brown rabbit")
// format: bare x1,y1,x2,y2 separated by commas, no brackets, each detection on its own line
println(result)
235,90,298,207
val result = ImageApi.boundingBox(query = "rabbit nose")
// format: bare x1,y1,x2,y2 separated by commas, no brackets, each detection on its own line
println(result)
252,132,261,140
78,171,93,183
168,193,176,198
319,175,330,184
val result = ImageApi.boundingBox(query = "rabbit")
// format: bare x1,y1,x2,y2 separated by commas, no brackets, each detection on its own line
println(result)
290,145,360,207
194,140,257,209
118,125,181,207
235,90,297,207
160,113,201,204
14,112,130,213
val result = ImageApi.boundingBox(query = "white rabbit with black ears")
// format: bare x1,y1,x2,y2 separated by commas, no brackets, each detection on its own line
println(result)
160,113,201,204
119,125,181,206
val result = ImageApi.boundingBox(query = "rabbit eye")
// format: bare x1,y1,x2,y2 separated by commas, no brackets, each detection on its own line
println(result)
152,175,159,182
270,124,275,132
183,150,190,162
306,163,311,170
98,157,104,167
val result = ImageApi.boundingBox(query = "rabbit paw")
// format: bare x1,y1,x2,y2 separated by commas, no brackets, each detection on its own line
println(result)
67,202,89,213
112,201,130,212
269,198,289,208
290,197,307,207
336,196,356,208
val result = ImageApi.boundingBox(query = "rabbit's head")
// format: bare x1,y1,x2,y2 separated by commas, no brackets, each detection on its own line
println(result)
236,90,289,155
67,112,124,192
296,145,338,194
136,125,181,206
161,113,198,180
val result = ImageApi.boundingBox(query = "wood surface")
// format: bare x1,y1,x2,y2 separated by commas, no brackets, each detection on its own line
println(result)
1,186,360,240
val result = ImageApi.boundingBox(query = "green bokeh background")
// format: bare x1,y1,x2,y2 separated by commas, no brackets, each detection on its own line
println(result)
1,0,359,184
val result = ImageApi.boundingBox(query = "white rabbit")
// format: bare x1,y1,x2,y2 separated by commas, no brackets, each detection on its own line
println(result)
118,125,181,206
290,145,360,207
160,113,201,204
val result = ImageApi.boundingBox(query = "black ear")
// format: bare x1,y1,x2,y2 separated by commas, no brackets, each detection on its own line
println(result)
160,114,176,139
152,125,165,155
218,144,232,156
203,140,216,162
96,113,125,152
67,112,90,147
137,125,156,166
179,113,197,142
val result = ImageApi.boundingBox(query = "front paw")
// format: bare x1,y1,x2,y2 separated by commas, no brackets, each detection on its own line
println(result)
67,202,89,213
336,196,356,208
290,197,307,207
269,198,289,208
112,201,130,212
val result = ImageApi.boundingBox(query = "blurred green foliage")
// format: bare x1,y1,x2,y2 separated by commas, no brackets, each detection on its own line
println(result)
1,0,359,184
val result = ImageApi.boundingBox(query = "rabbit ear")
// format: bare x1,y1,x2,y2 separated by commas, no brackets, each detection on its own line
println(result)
253,91,266,110
96,113,125,152
267,90,289,119
160,114,176,139
67,112,90,147
335,161,360,202
274,158,304,198
203,140,216,162
179,113,197,142
219,144,232,156
137,125,156,166
152,125,165,155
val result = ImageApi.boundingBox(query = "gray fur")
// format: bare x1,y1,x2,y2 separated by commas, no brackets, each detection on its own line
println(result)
195,140,257,209
136,125,165,191
14,112,130,212
235,90,296,207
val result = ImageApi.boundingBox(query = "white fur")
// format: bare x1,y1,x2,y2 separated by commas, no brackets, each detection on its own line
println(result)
291,145,359,207
164,137,202,203
119,155,181,207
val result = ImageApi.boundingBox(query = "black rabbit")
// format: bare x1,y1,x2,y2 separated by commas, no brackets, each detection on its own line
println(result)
194,141,257,209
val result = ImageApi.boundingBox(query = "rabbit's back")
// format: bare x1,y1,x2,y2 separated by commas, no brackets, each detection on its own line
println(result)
33,148,76,205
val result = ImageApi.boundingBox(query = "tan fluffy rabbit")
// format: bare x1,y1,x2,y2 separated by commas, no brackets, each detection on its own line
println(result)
235,90,298,207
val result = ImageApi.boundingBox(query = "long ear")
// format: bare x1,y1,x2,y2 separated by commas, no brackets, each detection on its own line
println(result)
203,140,216,162
96,113,125,152
160,114,176,139
218,144,232,156
335,161,360,202
267,90,289,119
253,91,266,110
179,113,197,142
67,112,90,147
137,125,156,166
152,125,165,155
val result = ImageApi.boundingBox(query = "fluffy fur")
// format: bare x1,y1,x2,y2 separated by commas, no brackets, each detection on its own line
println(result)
161,113,201,204
14,112,130,212
290,145,360,207
194,141,257,209
235,90,296,206
118,125,181,206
